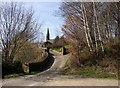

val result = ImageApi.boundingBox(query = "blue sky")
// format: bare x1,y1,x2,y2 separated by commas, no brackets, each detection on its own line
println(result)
25,2,64,41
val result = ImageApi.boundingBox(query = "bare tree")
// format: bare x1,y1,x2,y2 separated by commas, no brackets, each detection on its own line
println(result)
81,3,94,52
60,2,94,52
59,2,119,68
0,2,41,64
92,2,104,52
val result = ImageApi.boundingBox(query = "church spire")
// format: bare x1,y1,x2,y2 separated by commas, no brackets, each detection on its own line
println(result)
46,28,50,41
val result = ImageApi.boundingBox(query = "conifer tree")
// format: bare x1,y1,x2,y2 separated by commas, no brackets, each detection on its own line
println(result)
46,28,50,41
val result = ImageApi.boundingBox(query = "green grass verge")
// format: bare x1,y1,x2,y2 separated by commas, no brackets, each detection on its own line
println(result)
52,48,62,52
64,45,70,49
61,67,118,79
52,45,70,52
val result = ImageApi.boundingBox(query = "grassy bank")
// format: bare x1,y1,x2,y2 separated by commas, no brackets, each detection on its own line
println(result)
60,41,120,79
61,66,118,79
52,47,62,52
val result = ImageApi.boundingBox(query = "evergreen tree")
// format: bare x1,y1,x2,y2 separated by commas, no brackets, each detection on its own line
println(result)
46,28,50,41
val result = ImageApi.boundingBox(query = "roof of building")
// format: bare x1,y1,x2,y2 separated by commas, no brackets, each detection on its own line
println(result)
47,39,54,44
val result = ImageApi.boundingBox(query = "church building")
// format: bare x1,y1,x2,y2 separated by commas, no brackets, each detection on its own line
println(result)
43,28,54,52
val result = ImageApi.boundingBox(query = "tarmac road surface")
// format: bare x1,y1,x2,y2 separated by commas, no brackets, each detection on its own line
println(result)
2,51,119,86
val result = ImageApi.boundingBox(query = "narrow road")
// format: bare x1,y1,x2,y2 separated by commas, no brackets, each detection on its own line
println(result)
2,51,119,86
2,51,69,86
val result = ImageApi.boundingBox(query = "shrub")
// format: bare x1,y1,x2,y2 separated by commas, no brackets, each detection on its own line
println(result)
2,61,22,78
65,41,119,74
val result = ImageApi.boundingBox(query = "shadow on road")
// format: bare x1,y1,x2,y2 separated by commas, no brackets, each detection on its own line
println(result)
29,53,55,72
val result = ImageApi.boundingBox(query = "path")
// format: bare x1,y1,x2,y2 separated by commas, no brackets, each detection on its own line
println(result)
2,51,119,86
2,51,69,86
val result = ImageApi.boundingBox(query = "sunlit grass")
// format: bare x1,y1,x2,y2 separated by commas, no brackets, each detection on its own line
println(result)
61,66,118,79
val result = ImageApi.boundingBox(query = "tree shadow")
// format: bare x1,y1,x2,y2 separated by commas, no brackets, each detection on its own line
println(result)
29,53,55,72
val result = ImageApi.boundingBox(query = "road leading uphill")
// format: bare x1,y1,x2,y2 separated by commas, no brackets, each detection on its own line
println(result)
2,51,118,86
2,50,69,86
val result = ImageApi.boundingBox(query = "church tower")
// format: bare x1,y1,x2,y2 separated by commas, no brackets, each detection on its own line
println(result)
46,28,50,41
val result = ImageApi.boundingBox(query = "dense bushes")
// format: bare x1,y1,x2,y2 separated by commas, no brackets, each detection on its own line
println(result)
15,43,43,63
2,61,23,78
65,41,120,73
2,43,44,78
61,42,119,79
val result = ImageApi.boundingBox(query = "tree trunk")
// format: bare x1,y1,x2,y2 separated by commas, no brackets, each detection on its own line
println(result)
93,1,104,52
81,4,92,52
83,4,94,51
